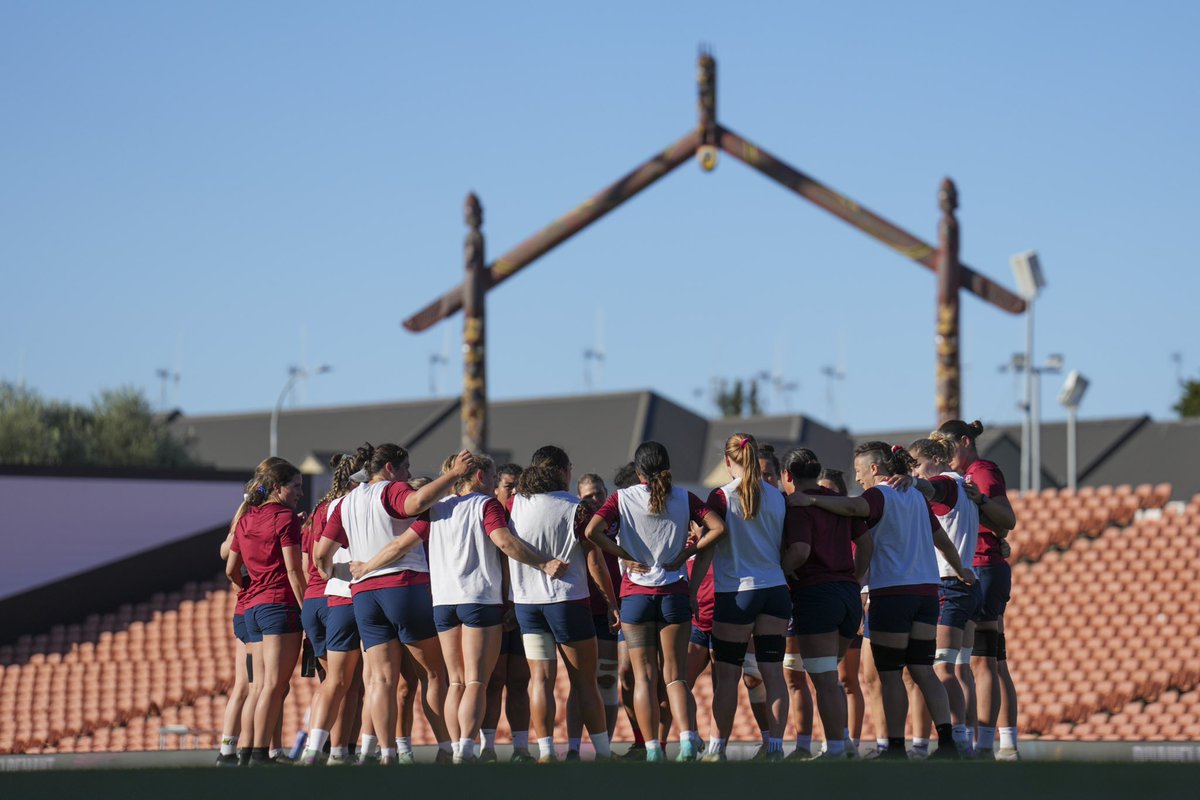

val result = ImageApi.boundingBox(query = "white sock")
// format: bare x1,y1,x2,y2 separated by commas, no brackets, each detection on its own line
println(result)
481,729,497,749
760,729,770,744
452,740,462,757
269,748,282,759
330,745,348,758
512,730,529,750
380,747,395,759
768,737,783,753
978,726,996,749
705,738,726,755
538,736,555,758
438,740,452,754
396,736,412,754
826,738,845,756
361,734,378,756
459,738,475,759
795,734,812,752
953,724,970,747
306,728,329,754
219,736,237,756
647,739,664,755
999,727,1018,749
591,731,612,758
568,737,582,752
912,737,930,751
876,737,889,750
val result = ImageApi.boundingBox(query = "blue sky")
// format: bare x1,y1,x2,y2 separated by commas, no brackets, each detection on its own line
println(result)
2,1,1197,432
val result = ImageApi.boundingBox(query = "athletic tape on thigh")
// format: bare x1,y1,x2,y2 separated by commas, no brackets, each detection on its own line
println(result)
934,648,959,666
906,637,935,666
972,629,999,658
522,632,556,661
712,637,750,666
871,644,907,672
782,653,803,672
741,652,762,681
623,625,658,650
802,655,839,674
752,634,786,663
997,633,1008,661
956,648,972,666
598,659,619,704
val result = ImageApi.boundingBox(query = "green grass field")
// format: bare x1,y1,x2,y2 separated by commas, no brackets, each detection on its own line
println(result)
4,762,1200,800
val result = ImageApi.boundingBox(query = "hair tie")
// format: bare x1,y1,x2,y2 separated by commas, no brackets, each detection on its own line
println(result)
256,485,267,496
891,445,903,455
739,437,750,450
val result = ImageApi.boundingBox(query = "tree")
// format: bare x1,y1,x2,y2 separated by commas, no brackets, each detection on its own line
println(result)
0,382,199,468
1175,379,1200,418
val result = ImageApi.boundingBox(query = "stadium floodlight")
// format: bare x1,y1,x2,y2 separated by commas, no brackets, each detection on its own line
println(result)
1010,249,1048,493
270,365,333,457
1059,370,1090,492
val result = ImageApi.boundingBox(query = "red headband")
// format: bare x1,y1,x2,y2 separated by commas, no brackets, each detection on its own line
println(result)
891,444,903,454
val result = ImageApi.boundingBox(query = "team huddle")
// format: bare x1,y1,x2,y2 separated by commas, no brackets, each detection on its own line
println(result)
216,418,1021,765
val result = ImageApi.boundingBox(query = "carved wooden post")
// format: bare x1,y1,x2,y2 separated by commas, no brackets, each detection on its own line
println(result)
696,49,718,172
935,178,961,424
462,193,487,452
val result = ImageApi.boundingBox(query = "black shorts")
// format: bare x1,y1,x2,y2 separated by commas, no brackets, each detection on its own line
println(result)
791,581,862,638
867,592,938,634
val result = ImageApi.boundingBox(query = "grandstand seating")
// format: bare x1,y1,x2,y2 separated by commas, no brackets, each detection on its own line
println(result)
0,482,1194,754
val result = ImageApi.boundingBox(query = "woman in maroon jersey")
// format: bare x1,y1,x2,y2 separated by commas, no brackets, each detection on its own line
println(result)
937,419,1019,759
225,460,307,765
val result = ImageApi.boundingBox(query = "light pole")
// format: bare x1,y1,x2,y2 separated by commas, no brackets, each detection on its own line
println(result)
1010,251,1046,492
270,364,332,457
1002,352,1062,493
1058,370,1090,492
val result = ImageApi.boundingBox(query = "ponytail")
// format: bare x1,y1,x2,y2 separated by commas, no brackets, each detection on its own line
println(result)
937,419,984,444
724,433,762,520
634,441,673,514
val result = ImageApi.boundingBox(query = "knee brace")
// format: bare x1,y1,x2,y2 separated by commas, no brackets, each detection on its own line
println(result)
747,681,766,703
597,659,619,705
712,637,750,666
905,638,935,667
997,633,1008,662
741,652,762,682
752,634,786,663
972,629,1000,658
521,632,556,661
802,656,839,675
782,653,804,672
934,648,959,667
871,644,907,672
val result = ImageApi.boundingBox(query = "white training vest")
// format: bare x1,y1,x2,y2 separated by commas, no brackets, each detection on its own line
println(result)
865,483,940,591
615,485,692,589
337,480,428,585
426,493,505,606
324,497,353,599
712,477,788,593
507,491,589,604
932,471,980,580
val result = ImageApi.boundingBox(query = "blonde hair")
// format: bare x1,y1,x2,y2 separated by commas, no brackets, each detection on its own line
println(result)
724,433,762,521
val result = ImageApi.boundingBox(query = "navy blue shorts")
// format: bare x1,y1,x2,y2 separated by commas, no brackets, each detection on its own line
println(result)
593,612,618,641
868,593,938,634
974,564,1011,623
713,586,792,625
515,601,595,644
301,597,330,658
325,602,361,652
245,603,301,642
621,593,691,626
689,624,713,649
434,603,505,632
938,577,983,629
232,613,248,645
500,626,525,656
353,584,437,649
791,581,862,638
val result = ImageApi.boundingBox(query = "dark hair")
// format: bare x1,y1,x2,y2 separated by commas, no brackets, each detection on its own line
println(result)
758,443,781,477
303,453,362,535
725,433,762,520
497,463,523,480
854,441,916,477
937,419,984,445
261,461,302,498
908,433,956,465
231,456,289,533
613,461,639,489
517,445,570,496
356,442,409,479
634,441,672,514
819,468,847,496
782,447,822,482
